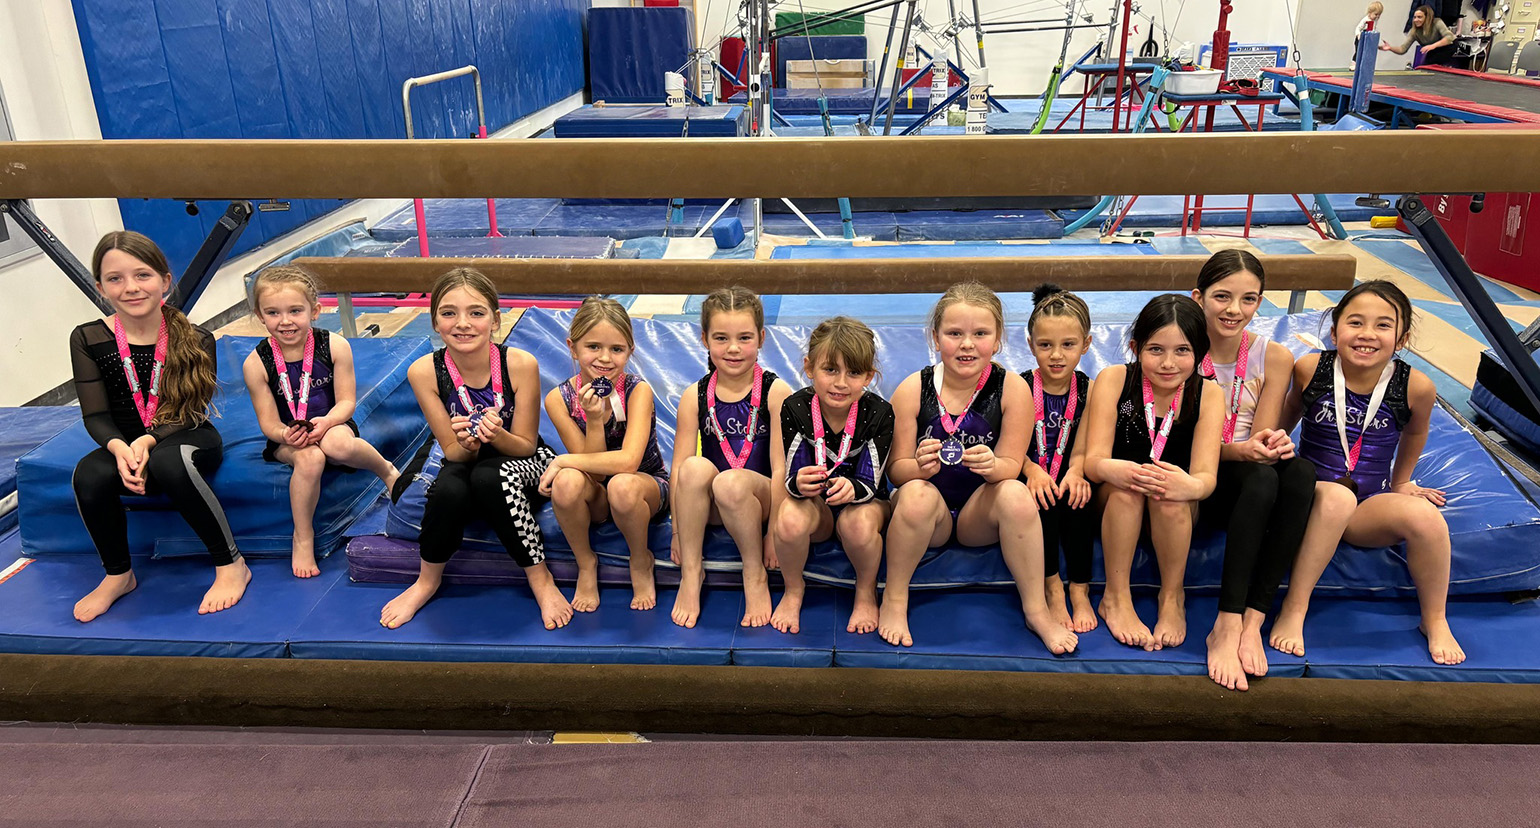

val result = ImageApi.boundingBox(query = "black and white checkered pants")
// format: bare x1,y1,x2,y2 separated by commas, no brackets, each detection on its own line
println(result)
418,445,556,567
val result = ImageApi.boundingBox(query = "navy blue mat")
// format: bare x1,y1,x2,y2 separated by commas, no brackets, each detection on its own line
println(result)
1302,595,1540,683
371,198,561,241
589,7,692,104
379,236,615,259
533,203,710,239
751,207,900,241
892,210,1062,241
553,105,745,138
727,87,929,114
766,241,1149,259
0,407,78,535
17,336,431,559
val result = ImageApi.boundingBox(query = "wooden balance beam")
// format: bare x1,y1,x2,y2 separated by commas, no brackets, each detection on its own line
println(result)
4,132,1538,199
292,254,1357,336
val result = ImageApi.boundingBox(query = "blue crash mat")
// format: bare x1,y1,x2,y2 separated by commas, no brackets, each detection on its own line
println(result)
381,236,616,259
588,7,693,104
729,587,840,667
288,580,737,664
16,336,431,559
1300,595,1540,682
365,307,1540,597
727,87,930,114
553,105,746,138
0,407,79,535
1058,194,1394,227
749,206,900,241
1472,349,1540,453
370,198,562,242
533,204,710,239
0,550,340,658
774,35,867,86
892,210,1062,241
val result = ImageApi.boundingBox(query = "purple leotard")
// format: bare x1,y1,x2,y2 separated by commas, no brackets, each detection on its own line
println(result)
1297,352,1412,501
695,367,778,476
258,329,359,462
917,364,1005,510
1022,370,1090,484
559,373,670,509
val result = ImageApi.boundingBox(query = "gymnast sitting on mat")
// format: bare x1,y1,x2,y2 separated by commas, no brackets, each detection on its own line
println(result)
771,316,894,636
242,265,400,579
1022,284,1099,635
1083,295,1224,651
884,283,1077,654
668,287,793,629
1189,251,1316,692
1271,280,1465,666
70,231,249,622
540,297,671,614
382,267,569,631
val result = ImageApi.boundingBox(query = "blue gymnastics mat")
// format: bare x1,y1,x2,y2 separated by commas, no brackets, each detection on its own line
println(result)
1058,194,1396,228
726,87,930,114
371,198,561,241
15,336,432,560
588,7,692,104
0,407,78,535
1354,239,1537,306
376,236,616,259
533,203,711,239
360,307,1540,599
552,105,745,138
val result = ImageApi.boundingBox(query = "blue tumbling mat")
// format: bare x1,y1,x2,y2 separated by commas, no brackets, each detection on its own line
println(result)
371,198,561,241
16,336,432,559
1355,239,1537,306
379,236,616,259
726,87,930,114
892,210,1062,241
533,203,710,239
552,105,746,138
588,7,693,104
362,307,1540,598
0,407,78,535
1472,349,1540,453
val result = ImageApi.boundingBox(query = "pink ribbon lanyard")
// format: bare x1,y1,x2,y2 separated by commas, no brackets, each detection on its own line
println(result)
934,363,992,435
112,315,169,429
706,364,763,470
1142,376,1184,463
270,330,316,422
1033,370,1079,479
812,393,859,471
445,343,504,418
1200,331,1249,444
1332,355,1394,473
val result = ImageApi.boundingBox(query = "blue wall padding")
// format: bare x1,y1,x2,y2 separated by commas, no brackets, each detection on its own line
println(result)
773,35,867,87
16,336,432,559
712,217,746,248
69,0,586,272
588,7,693,104
365,307,1540,596
553,105,747,138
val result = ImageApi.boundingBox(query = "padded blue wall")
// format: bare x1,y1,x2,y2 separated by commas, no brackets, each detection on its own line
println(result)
70,0,586,283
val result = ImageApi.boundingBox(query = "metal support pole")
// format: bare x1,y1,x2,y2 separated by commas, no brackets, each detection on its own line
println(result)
176,200,254,312
883,0,921,136
971,0,987,68
869,1,903,122
947,0,964,68
0,199,108,312
403,65,499,255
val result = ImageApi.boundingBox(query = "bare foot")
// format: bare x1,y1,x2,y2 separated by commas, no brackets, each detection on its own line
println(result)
1268,606,1307,657
770,589,804,634
1067,582,1098,633
671,565,703,628
1044,577,1073,630
381,578,441,629
572,563,601,612
1025,606,1079,655
847,585,879,634
1152,590,1186,650
1098,594,1154,650
629,550,656,611
291,536,320,579
878,596,912,647
530,577,573,630
199,558,251,615
74,572,137,623
1238,610,1269,677
1206,613,1247,691
740,566,772,627
1421,618,1466,665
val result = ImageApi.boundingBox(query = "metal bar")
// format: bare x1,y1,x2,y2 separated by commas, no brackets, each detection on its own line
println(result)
0,199,109,312
899,84,970,135
175,200,253,312
335,291,359,338
290,253,1358,296
1401,195,1540,416
970,0,986,68
883,0,921,136
402,64,486,256
767,0,898,40
7,132,1540,200
981,22,1104,34
868,2,903,123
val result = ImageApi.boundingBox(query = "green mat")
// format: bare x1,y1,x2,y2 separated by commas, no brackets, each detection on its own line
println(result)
775,11,864,37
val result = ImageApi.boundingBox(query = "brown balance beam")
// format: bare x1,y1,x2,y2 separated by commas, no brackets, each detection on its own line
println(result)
4,132,1538,200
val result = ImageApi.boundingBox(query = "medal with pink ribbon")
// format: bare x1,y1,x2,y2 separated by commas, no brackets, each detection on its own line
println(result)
1200,331,1249,444
444,343,503,430
934,363,991,466
112,315,169,430
1032,370,1078,479
270,330,316,429
706,364,763,471
812,393,859,471
1142,376,1184,463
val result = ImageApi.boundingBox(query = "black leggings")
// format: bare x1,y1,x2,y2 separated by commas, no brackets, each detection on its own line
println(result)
418,446,554,567
1041,490,1096,585
1208,457,1317,615
72,425,237,576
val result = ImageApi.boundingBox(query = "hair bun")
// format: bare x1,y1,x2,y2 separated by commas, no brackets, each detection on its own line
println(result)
1032,283,1064,305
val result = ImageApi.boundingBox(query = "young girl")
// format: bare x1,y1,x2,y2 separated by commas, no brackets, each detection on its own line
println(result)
538,297,670,613
69,231,249,622
242,265,400,579
771,316,894,636
1352,1,1383,67
1271,281,1464,665
886,283,1077,654
381,267,570,631
669,287,793,629
1021,284,1098,635
1084,294,1224,651
1190,251,1316,692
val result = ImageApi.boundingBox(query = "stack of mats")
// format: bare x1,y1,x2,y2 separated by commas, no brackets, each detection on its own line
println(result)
1472,349,1540,453
346,307,1540,599
726,87,930,115
370,198,709,242
16,336,432,559
0,407,79,535
552,105,746,138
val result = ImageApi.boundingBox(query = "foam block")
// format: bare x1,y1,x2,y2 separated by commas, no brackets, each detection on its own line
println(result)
712,217,746,248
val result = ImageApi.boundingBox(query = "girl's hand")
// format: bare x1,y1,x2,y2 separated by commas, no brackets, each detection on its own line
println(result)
128,435,156,473
1025,463,1059,509
795,464,829,499
962,443,995,478
474,410,504,444
305,416,334,445
537,456,568,496
284,422,311,447
1234,435,1281,465
449,414,482,452
914,437,943,477
1394,480,1447,507
1060,472,1093,510
111,441,145,494
1148,460,1203,501
824,476,855,506
579,382,607,420
1101,458,1145,491
1257,428,1296,461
